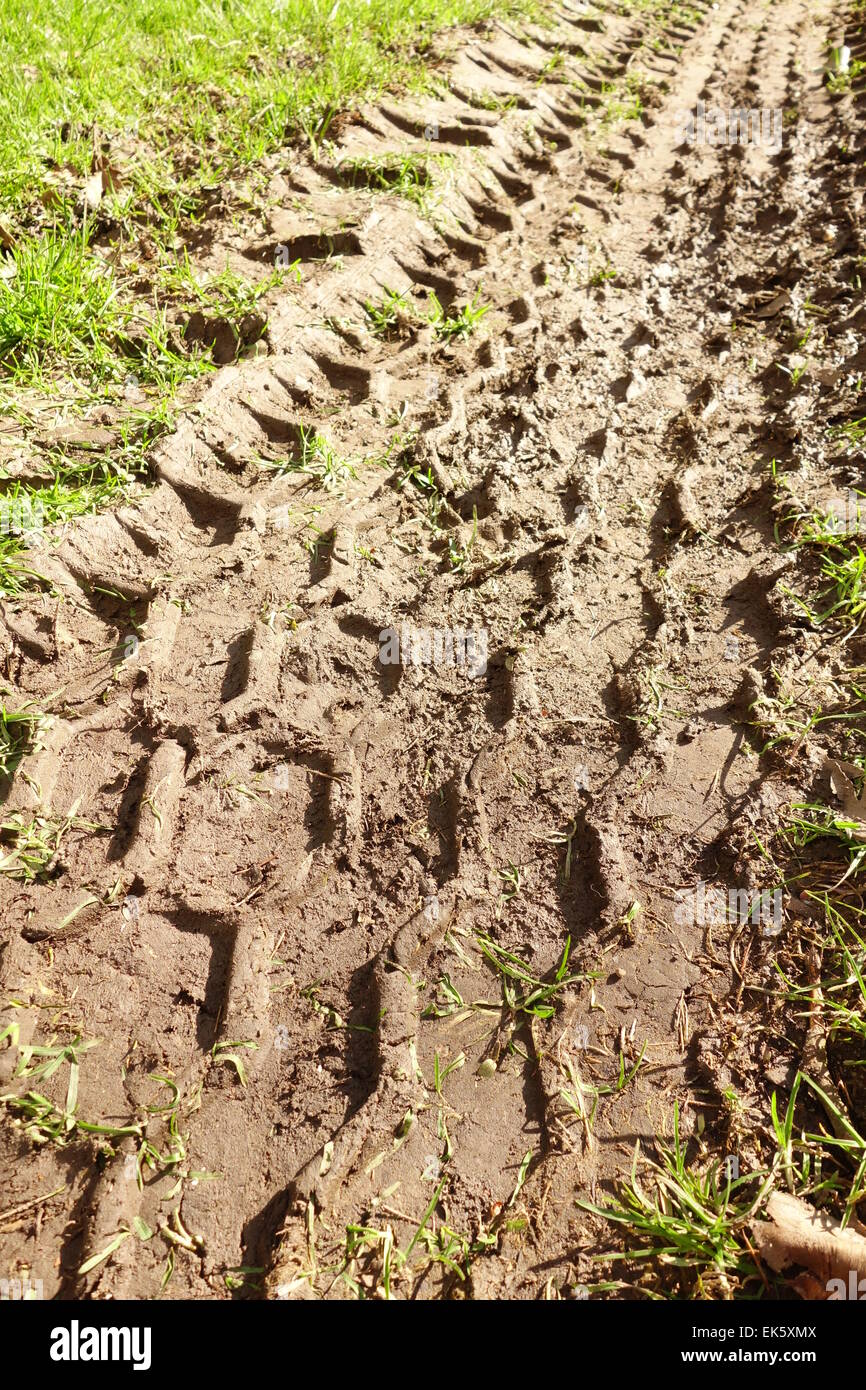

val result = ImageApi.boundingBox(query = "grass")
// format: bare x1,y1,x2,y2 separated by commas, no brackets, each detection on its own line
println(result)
751,801,866,1242
476,933,583,1023
0,0,539,600
364,287,415,338
774,461,866,631
0,1030,125,1147
0,705,48,782
426,288,489,340
0,805,103,880
0,220,210,397
0,0,543,223
581,1105,772,1299
785,796,866,880
363,285,490,342
261,426,357,495
785,539,866,630
0,225,125,384
335,151,447,211
0,441,157,596
746,663,866,757
338,1149,533,1296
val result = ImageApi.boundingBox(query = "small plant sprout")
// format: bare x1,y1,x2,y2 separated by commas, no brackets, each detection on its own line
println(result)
426,289,489,341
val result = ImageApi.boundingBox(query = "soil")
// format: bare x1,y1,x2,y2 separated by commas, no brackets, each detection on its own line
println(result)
1,0,864,1300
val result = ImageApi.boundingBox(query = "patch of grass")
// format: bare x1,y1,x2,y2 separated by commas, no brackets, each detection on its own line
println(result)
0,705,48,782
0,1031,126,1147
0,441,157,598
795,545,866,630
426,288,489,340
765,801,866,1227
364,287,415,338
580,1105,772,1298
774,466,866,632
588,263,619,287
0,805,103,880
476,933,583,1023
785,796,866,879
0,221,207,392
158,252,287,336
747,666,866,756
335,151,441,208
830,416,866,452
391,436,482,571
0,0,544,223
0,224,123,384
600,71,645,125
628,664,688,731
261,426,357,495
826,49,866,94
338,1150,533,1296
0,0,541,599
422,973,466,1019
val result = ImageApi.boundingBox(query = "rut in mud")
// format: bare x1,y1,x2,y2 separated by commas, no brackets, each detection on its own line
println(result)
1,0,864,1300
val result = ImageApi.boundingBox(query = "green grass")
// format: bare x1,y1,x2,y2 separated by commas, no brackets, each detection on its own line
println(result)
363,285,490,341
361,283,492,343
0,0,542,232
261,426,357,494
0,806,103,880
0,705,48,781
580,1105,772,1299
335,151,448,210
157,252,291,336
0,442,157,596
476,933,583,1023
364,287,415,337
765,820,866,1226
0,0,542,600
0,225,125,383
426,288,489,340
746,665,866,756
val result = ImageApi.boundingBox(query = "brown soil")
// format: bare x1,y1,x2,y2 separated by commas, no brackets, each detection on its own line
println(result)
1,0,863,1301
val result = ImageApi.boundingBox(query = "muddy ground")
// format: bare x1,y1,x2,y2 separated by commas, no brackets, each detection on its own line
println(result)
1,0,865,1300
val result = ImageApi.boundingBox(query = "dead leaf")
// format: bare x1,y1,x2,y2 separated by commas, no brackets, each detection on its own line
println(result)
83,170,104,211
91,155,122,196
752,1191,866,1287
751,289,791,319
826,757,866,839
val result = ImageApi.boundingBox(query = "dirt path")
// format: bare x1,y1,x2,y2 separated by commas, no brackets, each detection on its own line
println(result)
1,0,860,1300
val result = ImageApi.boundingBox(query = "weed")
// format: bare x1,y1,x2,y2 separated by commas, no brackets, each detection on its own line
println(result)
336,151,440,209
580,1104,772,1297
364,287,415,338
426,289,489,340
0,705,48,782
0,804,104,880
476,933,583,1022
262,426,356,494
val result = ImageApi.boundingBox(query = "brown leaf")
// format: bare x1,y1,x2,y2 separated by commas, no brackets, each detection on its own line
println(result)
752,289,791,319
826,757,866,840
91,154,122,196
752,1191,866,1287
83,170,104,211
